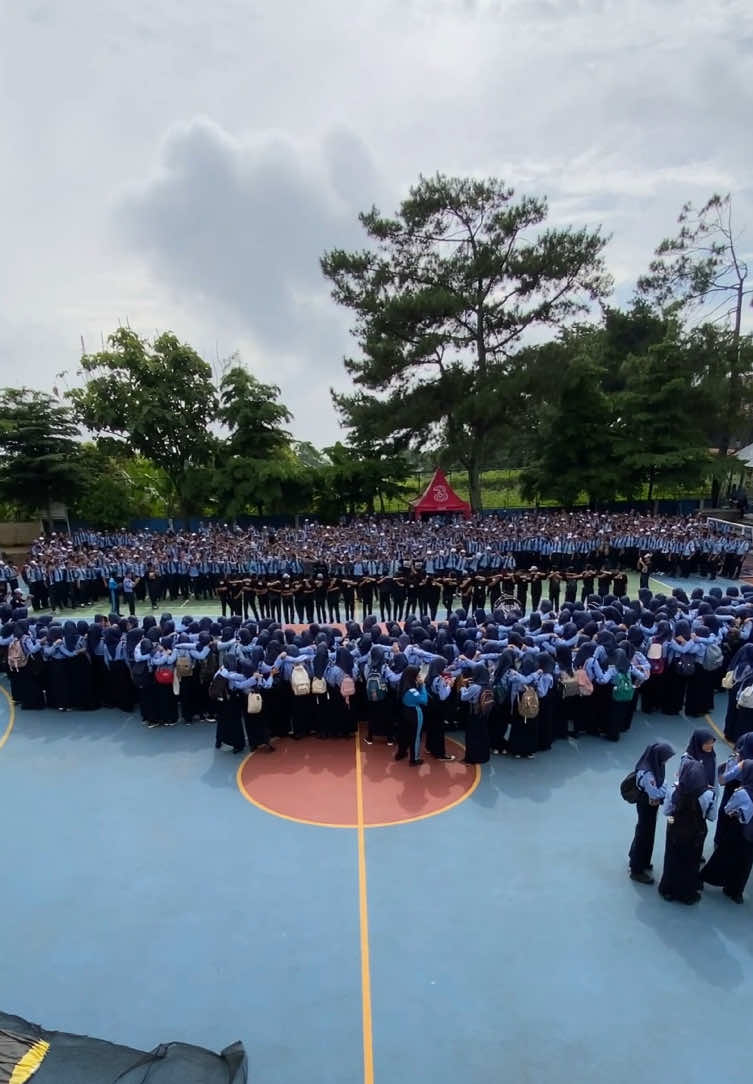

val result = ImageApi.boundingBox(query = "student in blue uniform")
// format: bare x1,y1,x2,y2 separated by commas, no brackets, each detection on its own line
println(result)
628,741,675,884
701,755,753,903
659,759,714,904
396,664,427,765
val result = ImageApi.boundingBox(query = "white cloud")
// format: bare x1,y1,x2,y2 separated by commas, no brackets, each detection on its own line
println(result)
0,0,752,445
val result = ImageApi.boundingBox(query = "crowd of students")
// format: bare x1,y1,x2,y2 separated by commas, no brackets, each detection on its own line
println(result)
626,730,753,906
11,511,750,617
6,565,753,902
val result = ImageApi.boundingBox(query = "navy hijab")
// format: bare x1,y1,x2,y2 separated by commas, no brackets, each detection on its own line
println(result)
635,742,675,785
685,727,716,787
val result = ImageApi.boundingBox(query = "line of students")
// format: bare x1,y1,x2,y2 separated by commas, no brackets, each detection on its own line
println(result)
627,730,753,905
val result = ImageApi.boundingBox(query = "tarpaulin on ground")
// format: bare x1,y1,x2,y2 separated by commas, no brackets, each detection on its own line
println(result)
0,1013,247,1084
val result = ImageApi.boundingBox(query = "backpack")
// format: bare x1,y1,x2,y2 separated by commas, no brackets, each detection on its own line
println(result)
366,671,388,702
558,673,579,699
493,679,509,705
290,663,311,696
612,671,634,702
517,685,539,719
209,673,229,701
311,676,327,696
175,653,193,680
737,682,753,710
477,687,494,716
247,692,262,714
340,675,356,702
702,642,723,672
575,668,593,696
620,770,640,804
154,666,173,686
131,660,151,690
674,653,696,677
199,649,219,685
7,639,27,671
647,641,665,675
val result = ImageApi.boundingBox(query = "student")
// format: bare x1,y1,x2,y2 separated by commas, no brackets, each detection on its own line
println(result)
459,663,492,764
396,664,427,765
363,645,393,746
628,741,675,884
506,655,541,758
701,754,753,904
423,658,455,760
659,759,713,905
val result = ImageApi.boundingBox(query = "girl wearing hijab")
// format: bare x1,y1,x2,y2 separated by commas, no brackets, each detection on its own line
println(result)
534,652,555,751
506,656,541,758
601,649,636,742
701,755,753,903
713,732,753,849
213,662,247,755
662,622,696,715
659,759,714,904
397,664,428,765
490,650,516,752
423,658,455,760
328,645,357,738
726,644,753,742
108,627,136,713
641,622,670,714
311,642,333,738
151,637,179,726
458,663,491,764
683,625,717,717
363,645,393,746
628,742,675,883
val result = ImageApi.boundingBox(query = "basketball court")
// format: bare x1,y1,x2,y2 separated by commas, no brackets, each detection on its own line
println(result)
1,677,753,1084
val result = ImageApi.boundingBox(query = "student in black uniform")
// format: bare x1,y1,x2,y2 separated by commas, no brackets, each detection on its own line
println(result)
659,759,711,905
628,742,674,884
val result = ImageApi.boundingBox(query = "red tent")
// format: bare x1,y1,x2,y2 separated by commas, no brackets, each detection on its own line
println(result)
410,469,471,519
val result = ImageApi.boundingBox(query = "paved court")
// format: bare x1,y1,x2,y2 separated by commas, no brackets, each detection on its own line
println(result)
1,680,751,1084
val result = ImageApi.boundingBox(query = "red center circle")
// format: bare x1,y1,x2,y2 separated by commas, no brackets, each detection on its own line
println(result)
237,732,479,828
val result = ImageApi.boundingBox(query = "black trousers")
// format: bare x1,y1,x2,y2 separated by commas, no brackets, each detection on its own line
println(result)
397,707,419,763
629,795,658,873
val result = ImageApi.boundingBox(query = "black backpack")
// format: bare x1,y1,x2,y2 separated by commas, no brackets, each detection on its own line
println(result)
620,771,640,804
131,660,151,690
209,672,229,701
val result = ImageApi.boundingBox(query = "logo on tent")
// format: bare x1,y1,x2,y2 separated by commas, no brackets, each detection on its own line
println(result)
432,485,449,503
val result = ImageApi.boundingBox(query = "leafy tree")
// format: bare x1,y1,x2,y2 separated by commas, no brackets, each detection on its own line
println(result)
322,173,611,509
69,327,218,522
314,442,409,518
0,388,84,522
214,365,298,517
615,330,711,500
637,194,753,503
519,335,626,507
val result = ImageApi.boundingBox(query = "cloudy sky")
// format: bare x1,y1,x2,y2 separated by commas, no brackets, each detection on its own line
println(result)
1,0,752,445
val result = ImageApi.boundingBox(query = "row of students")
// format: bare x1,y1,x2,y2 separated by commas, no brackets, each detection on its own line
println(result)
627,730,753,904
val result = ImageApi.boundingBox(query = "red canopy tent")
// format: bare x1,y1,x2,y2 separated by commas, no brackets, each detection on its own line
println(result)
410,469,471,519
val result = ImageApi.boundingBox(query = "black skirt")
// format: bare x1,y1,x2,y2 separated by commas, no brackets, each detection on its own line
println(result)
701,816,753,899
659,804,705,902
463,706,490,763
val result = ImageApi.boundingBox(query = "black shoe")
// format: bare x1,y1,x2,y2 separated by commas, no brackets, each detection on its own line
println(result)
409,758,424,766
215,740,222,749
724,889,744,904
435,754,455,761
682,893,701,905
233,746,245,755
630,871,654,885
394,752,407,761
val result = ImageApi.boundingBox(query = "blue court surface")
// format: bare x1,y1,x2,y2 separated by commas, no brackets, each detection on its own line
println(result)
1,684,751,1084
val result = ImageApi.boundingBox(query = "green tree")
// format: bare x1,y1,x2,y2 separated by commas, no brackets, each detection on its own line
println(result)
322,173,611,510
637,194,753,504
0,388,84,522
313,442,409,519
519,332,628,507
214,365,298,517
69,327,218,523
616,330,712,500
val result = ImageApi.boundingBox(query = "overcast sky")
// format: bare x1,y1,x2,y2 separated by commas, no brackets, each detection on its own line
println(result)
1,0,752,446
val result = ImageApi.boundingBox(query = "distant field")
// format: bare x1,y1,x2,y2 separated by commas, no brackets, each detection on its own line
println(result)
383,469,706,511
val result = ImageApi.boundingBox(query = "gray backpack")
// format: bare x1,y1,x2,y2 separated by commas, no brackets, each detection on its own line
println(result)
702,642,723,672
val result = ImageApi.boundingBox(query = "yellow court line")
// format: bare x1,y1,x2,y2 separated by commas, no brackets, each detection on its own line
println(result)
354,732,375,1084
0,683,16,751
705,713,734,750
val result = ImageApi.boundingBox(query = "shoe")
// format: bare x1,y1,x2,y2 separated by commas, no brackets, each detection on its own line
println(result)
630,871,654,885
363,737,373,745
724,889,744,904
147,721,160,729
394,752,407,761
409,758,424,766
682,893,701,905
387,741,394,747
233,747,245,755
436,754,456,761
215,740,222,749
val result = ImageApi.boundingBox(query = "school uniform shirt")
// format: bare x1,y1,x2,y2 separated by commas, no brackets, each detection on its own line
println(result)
636,770,667,802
